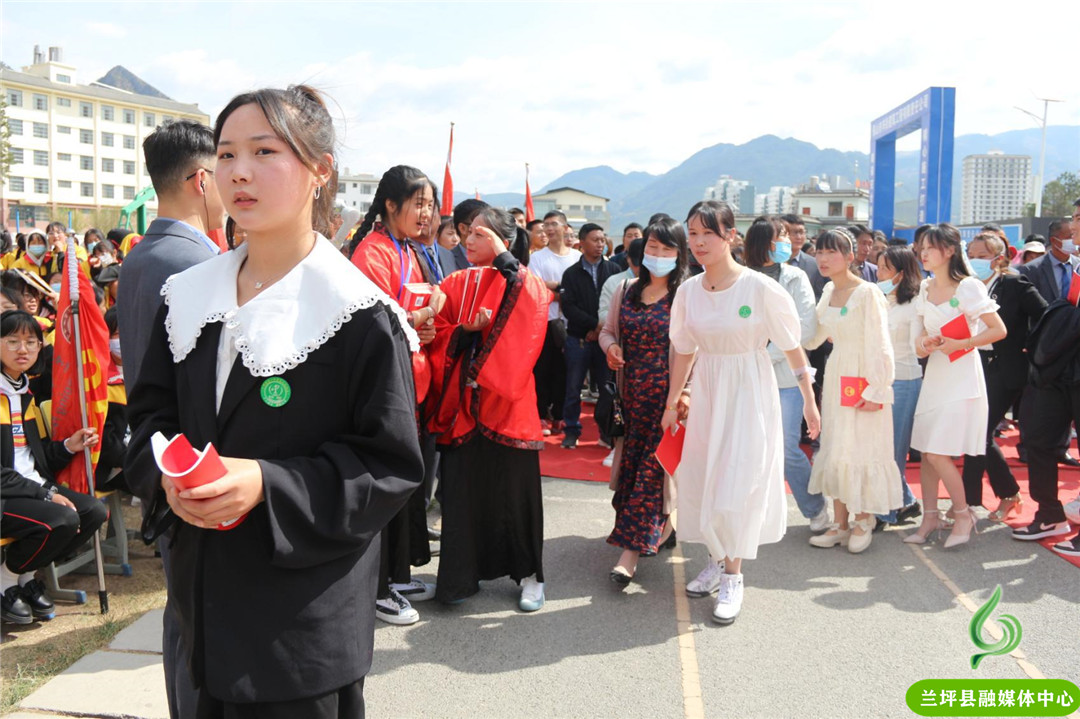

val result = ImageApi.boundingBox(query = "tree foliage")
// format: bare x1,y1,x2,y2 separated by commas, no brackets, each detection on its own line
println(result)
1041,171,1080,217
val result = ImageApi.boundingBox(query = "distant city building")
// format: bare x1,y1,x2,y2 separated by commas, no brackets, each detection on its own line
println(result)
532,186,610,230
960,151,1032,225
704,175,755,214
792,175,870,228
1,45,209,231
335,169,379,214
754,185,797,215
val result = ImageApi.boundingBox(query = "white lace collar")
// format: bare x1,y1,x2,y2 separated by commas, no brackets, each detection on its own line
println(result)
161,234,419,376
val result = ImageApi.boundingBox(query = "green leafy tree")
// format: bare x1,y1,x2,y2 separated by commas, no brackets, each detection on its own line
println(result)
1040,171,1080,217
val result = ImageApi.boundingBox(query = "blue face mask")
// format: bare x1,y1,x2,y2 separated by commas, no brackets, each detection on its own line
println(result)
643,254,677,278
51,282,62,294
86,241,98,254
876,277,897,294
769,240,792,264
27,244,46,258
968,258,995,281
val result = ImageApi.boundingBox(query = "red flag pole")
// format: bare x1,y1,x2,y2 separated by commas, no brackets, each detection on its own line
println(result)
524,163,535,223
441,122,455,217
66,238,109,614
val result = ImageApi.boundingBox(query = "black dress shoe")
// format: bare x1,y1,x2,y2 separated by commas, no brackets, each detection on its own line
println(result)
1061,453,1080,468
896,502,922,523
658,529,677,550
2,586,33,625
20,579,55,620
609,566,633,585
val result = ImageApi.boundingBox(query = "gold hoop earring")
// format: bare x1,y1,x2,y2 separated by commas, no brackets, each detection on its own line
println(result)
314,186,322,200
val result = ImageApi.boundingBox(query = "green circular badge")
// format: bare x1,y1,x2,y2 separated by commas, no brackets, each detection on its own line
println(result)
840,306,848,316
738,305,752,318
260,377,291,408
949,297,960,308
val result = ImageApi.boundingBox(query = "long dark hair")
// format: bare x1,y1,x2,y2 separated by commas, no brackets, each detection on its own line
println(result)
920,223,969,282
685,200,735,237
879,246,921,305
627,217,688,306
349,165,430,256
744,215,783,268
215,85,337,237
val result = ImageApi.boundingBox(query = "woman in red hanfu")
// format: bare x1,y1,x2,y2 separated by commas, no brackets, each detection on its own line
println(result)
427,206,551,612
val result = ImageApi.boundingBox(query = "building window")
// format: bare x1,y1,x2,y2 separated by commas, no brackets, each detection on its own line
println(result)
123,186,135,200
352,183,357,189
57,96,71,107
7,89,22,107
80,155,93,170
33,94,48,111
338,182,346,193
34,178,48,194
123,160,135,175
56,74,72,83
9,177,24,192
11,148,23,164
33,123,48,139
9,119,22,135
102,132,114,146
58,152,72,161
123,135,135,150
57,125,73,135
827,201,843,217
102,184,115,199
58,180,72,188
81,182,94,197
144,112,155,127
568,204,581,211
101,105,114,121
102,158,115,173
80,101,93,118
361,184,374,194
122,108,135,124
79,129,93,144
33,150,48,166
361,202,371,213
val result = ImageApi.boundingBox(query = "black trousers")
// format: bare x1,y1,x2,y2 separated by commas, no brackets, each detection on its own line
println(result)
961,360,1022,507
1,485,108,573
533,320,567,422
197,678,365,719
1025,381,1080,524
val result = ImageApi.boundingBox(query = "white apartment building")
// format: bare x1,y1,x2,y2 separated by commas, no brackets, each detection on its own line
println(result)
335,169,379,214
704,175,755,214
960,152,1033,224
531,186,610,229
753,186,796,215
1,46,209,231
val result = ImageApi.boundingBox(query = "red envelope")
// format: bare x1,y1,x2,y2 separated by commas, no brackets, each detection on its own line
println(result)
456,266,499,324
940,313,973,362
151,432,246,530
840,376,868,407
401,282,433,311
655,423,686,476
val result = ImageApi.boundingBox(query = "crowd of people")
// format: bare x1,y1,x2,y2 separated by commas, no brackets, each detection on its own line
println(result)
1,83,1079,717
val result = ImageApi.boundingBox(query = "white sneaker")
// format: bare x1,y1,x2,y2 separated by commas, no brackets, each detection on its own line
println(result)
711,573,743,625
686,559,725,597
519,575,545,612
809,505,830,533
602,449,615,468
391,579,436,602
375,588,419,625
1064,498,1080,526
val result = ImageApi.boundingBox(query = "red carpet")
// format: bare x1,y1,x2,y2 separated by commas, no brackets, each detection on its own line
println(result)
541,415,1080,569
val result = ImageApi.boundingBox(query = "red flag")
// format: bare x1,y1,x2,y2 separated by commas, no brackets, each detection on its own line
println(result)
475,188,481,200
52,248,110,493
441,123,454,217
525,164,535,222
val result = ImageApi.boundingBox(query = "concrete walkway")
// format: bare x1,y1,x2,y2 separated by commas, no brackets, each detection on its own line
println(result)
12,478,1079,718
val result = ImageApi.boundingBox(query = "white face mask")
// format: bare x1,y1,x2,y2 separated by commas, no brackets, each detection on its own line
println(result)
109,338,122,360
1062,239,1077,255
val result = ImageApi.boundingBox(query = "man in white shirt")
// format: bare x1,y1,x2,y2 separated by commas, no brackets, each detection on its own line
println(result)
529,211,581,434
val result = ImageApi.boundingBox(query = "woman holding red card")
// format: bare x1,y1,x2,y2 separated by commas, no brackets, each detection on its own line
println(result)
426,207,551,611
806,228,901,554
906,224,1006,547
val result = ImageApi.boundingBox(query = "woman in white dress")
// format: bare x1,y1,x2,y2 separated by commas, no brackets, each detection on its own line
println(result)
806,229,902,554
906,224,1006,547
664,201,820,625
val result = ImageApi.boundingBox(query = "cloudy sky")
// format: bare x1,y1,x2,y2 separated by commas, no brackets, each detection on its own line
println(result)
3,1,1077,193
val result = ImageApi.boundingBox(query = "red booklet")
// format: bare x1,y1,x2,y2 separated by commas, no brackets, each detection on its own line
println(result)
655,423,686,476
456,267,499,324
151,432,246,530
840,376,868,407
940,313,973,362
1068,269,1080,306
401,282,433,311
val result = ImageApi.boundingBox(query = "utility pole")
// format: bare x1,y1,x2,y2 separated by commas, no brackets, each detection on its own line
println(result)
1015,98,1063,217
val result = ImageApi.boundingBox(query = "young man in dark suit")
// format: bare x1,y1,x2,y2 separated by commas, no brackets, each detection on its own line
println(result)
559,223,619,449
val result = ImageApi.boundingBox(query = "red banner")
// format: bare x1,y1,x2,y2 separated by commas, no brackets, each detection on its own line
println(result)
52,252,110,494
525,164,535,223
